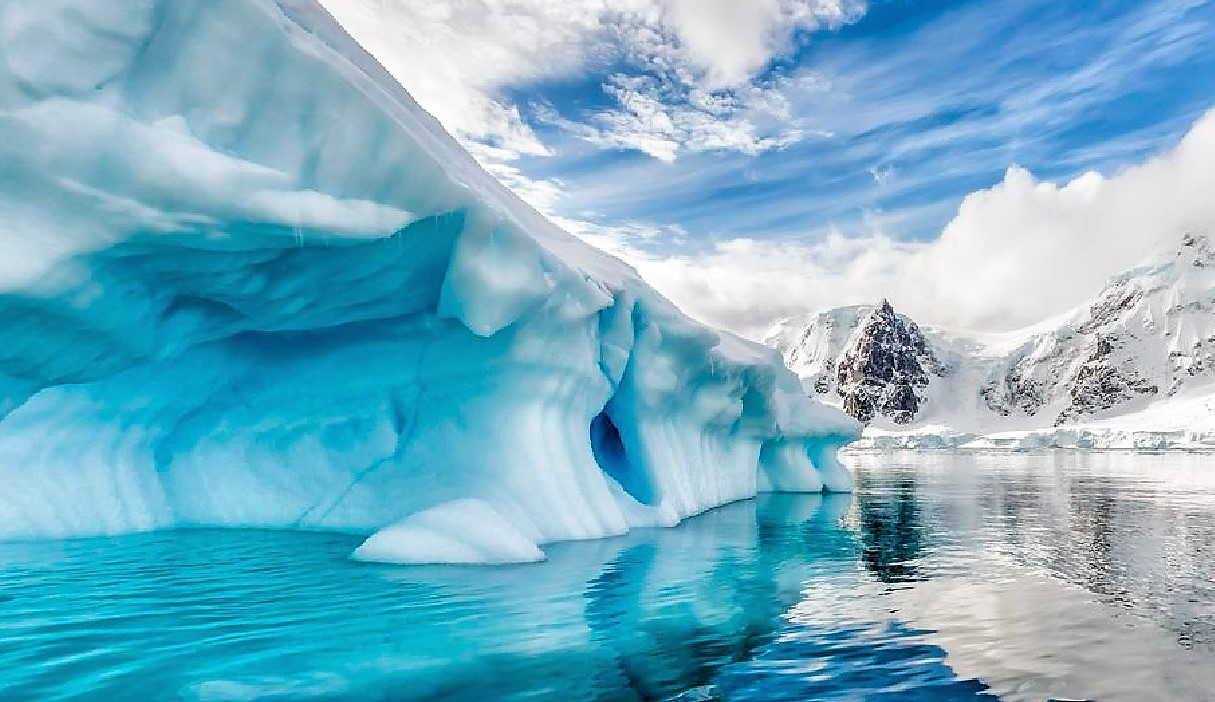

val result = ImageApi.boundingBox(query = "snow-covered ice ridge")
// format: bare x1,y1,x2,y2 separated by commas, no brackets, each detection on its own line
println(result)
0,0,858,562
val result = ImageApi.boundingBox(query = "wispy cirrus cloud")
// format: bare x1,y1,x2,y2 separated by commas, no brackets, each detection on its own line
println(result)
320,0,865,162
323,0,1215,340
534,72,826,163
594,109,1215,337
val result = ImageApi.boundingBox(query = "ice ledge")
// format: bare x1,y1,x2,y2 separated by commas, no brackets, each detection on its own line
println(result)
352,499,546,565
851,391,1215,452
850,429,1215,452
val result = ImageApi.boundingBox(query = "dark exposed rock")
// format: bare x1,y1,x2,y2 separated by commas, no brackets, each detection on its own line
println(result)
835,300,946,424
770,230,1215,430
981,369,1045,417
1055,335,1158,425
1077,285,1142,335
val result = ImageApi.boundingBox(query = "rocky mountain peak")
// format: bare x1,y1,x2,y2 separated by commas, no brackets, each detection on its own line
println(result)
769,228,1215,433
835,300,946,425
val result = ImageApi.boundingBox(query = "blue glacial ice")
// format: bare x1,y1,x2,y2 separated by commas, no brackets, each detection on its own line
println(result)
0,0,859,562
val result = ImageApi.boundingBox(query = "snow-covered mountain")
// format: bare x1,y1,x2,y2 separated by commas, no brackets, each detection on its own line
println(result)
0,0,858,562
767,233,1215,447
799,301,949,424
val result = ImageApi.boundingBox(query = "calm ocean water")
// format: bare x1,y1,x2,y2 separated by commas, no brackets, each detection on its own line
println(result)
1,452,1213,701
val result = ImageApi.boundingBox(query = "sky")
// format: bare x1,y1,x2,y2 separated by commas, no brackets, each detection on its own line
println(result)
321,0,1215,338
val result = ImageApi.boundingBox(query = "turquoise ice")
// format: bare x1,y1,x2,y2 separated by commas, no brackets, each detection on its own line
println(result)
0,0,858,562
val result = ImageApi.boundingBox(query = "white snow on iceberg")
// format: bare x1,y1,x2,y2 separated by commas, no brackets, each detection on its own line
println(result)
351,499,546,565
0,0,858,562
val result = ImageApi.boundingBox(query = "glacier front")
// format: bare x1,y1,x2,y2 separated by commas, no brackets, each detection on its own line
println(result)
0,0,858,563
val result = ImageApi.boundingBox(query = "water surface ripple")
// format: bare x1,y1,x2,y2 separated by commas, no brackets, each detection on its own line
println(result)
1,452,1213,701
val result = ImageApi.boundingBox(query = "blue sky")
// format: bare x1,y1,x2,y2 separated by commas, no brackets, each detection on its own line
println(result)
512,0,1215,247
327,0,1215,334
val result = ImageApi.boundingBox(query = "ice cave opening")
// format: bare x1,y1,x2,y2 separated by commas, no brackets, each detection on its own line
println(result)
590,409,654,506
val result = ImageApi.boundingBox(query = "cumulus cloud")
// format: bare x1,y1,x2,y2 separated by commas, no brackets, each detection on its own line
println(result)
590,108,1215,338
662,0,863,87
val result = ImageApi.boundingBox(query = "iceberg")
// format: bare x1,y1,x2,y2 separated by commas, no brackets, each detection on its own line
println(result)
0,0,858,562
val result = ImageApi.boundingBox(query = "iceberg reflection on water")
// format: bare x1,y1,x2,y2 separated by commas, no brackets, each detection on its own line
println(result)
0,494,854,701
2,453,1215,701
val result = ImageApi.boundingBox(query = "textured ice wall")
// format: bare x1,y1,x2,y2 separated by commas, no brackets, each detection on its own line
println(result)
0,0,859,562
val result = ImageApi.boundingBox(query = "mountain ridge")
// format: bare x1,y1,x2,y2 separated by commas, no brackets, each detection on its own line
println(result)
766,232,1215,444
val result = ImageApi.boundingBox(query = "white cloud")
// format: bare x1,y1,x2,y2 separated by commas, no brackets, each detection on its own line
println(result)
320,0,601,158
585,108,1215,338
464,142,566,213
538,73,810,162
662,0,864,88
320,0,864,161
320,0,1214,341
